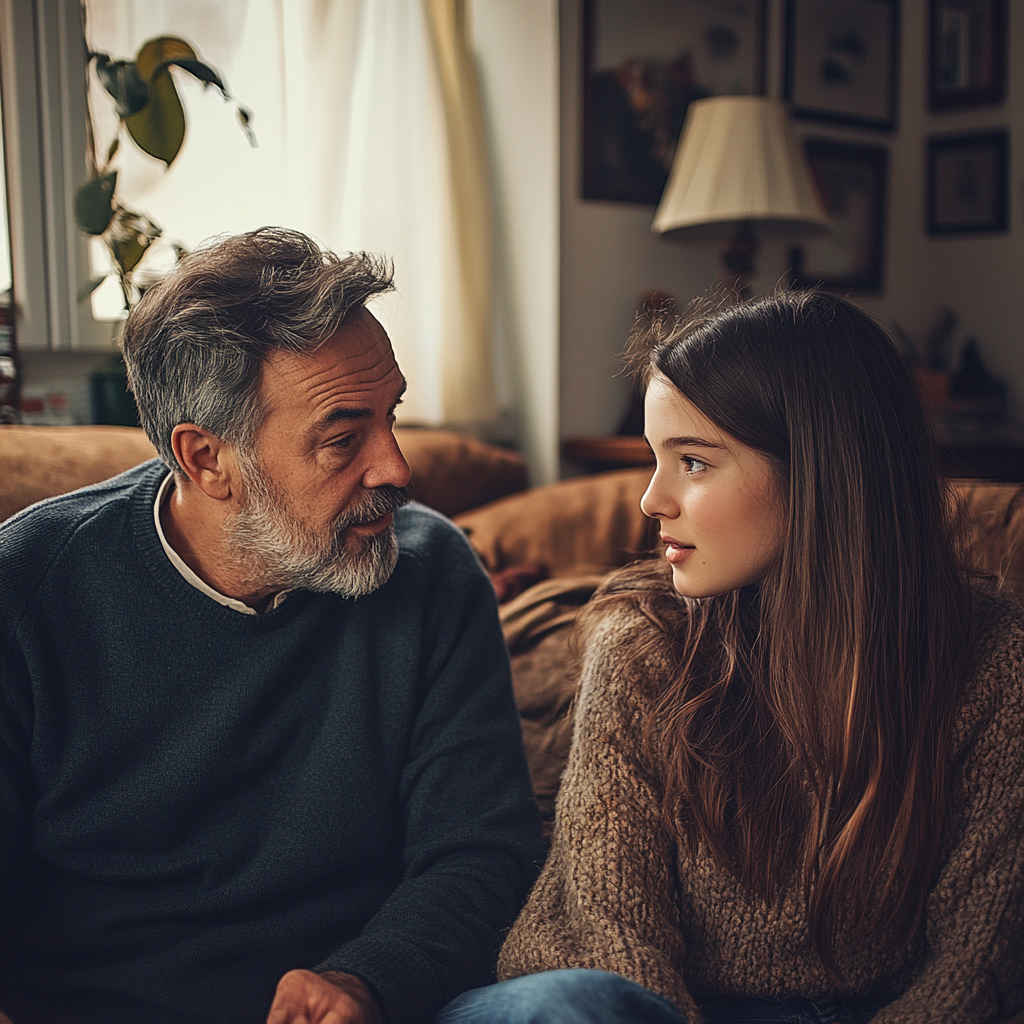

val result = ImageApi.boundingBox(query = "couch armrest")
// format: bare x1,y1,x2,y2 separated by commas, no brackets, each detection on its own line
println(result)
0,425,159,522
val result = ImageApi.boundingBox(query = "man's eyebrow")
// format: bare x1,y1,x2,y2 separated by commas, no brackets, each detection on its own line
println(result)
315,378,408,431
319,406,373,427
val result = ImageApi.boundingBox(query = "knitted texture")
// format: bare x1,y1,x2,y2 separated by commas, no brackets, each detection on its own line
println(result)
498,588,1024,1024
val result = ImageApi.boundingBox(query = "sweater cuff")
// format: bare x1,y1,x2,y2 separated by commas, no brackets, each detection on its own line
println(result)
315,938,447,1024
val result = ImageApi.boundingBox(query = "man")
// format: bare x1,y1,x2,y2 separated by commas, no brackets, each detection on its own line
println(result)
0,229,543,1024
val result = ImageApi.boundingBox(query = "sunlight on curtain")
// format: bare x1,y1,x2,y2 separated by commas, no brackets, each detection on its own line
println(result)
85,0,495,427
425,0,494,423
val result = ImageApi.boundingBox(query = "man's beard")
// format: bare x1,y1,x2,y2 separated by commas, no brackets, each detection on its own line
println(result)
224,455,410,599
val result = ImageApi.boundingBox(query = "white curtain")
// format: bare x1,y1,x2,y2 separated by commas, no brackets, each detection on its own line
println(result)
85,0,494,427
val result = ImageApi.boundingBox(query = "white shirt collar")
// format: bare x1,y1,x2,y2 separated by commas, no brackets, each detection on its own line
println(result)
153,472,290,615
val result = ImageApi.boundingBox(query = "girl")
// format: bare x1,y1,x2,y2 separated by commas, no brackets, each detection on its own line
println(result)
440,291,1023,1024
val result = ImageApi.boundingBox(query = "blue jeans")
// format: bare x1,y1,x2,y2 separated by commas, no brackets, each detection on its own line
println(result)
433,970,890,1024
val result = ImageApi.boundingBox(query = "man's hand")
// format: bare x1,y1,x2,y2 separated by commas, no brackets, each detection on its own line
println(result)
266,970,384,1024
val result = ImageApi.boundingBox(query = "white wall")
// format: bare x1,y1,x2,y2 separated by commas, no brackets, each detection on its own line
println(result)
472,0,561,485
855,0,1024,423
559,0,720,442
559,0,1024,440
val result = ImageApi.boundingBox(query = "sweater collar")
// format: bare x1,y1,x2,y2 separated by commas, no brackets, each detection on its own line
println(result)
129,461,315,631
152,471,292,615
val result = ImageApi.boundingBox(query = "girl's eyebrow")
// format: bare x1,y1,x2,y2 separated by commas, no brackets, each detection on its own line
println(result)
662,435,727,449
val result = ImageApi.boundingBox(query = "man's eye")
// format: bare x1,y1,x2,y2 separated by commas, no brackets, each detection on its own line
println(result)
332,435,356,452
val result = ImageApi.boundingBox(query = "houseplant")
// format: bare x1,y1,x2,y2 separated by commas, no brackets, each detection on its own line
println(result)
74,35,254,309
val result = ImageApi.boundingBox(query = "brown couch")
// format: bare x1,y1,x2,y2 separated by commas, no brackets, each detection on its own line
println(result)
5,423,1022,830
2,424,1023,1017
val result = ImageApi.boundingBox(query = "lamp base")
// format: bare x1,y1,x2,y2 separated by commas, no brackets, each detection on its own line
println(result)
720,221,760,299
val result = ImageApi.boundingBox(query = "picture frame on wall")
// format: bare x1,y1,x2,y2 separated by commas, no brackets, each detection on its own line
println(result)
582,0,765,205
929,0,1006,111
790,139,888,293
927,130,1009,234
784,0,899,130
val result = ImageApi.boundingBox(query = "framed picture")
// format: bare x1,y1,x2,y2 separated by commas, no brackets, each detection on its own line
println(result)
929,0,1006,111
790,139,888,292
784,0,899,130
583,0,765,204
927,130,1008,234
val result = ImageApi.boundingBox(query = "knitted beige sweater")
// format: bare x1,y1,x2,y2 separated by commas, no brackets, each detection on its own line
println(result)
498,588,1024,1024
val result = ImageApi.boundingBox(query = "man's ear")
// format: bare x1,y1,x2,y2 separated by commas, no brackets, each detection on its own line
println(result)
170,424,238,501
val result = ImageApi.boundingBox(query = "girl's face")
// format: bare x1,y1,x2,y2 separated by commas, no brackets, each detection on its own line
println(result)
641,375,787,598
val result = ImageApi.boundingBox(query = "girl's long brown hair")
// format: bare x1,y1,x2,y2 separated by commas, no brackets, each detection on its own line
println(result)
591,291,974,977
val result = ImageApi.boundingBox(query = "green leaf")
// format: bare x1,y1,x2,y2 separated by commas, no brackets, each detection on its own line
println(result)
92,54,149,118
77,275,109,302
134,37,197,81
170,58,228,96
124,67,185,166
106,208,162,277
111,234,149,274
73,172,118,235
236,105,257,147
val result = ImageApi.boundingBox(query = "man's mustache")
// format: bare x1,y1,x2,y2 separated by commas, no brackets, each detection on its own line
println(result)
336,485,411,529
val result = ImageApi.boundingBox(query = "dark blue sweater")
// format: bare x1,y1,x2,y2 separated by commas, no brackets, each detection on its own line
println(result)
0,461,543,1024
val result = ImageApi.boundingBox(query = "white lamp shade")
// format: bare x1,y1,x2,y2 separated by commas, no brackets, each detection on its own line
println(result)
652,95,831,241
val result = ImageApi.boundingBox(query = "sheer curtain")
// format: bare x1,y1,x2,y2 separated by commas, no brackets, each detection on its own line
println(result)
85,0,494,427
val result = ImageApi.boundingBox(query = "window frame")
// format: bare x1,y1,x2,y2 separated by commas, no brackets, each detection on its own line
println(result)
0,0,113,350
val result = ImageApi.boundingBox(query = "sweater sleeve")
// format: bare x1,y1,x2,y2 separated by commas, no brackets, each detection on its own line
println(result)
497,610,701,1022
314,519,546,1024
871,606,1024,1024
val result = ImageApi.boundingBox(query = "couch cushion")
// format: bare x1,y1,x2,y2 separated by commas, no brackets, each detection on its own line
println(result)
952,480,1024,598
393,427,527,516
500,573,604,835
456,468,656,573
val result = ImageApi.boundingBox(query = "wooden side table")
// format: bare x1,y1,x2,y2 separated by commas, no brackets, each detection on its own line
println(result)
562,436,653,471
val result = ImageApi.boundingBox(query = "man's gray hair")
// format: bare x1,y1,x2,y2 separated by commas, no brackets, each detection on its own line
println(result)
121,227,394,471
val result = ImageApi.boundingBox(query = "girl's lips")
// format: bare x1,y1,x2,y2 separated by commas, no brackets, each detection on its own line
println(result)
662,539,695,565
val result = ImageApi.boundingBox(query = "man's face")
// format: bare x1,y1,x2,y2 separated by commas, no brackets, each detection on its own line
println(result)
225,310,412,597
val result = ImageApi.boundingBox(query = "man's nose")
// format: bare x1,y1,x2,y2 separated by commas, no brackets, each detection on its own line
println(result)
362,430,412,491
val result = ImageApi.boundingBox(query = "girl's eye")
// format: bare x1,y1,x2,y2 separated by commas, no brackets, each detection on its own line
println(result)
682,456,707,474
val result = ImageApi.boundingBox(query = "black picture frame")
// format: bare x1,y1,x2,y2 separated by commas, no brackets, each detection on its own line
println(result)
927,130,1009,234
789,139,888,292
929,0,1006,111
582,0,766,205
784,0,899,131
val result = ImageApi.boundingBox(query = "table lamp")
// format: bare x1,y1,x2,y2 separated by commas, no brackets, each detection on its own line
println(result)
652,95,831,296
